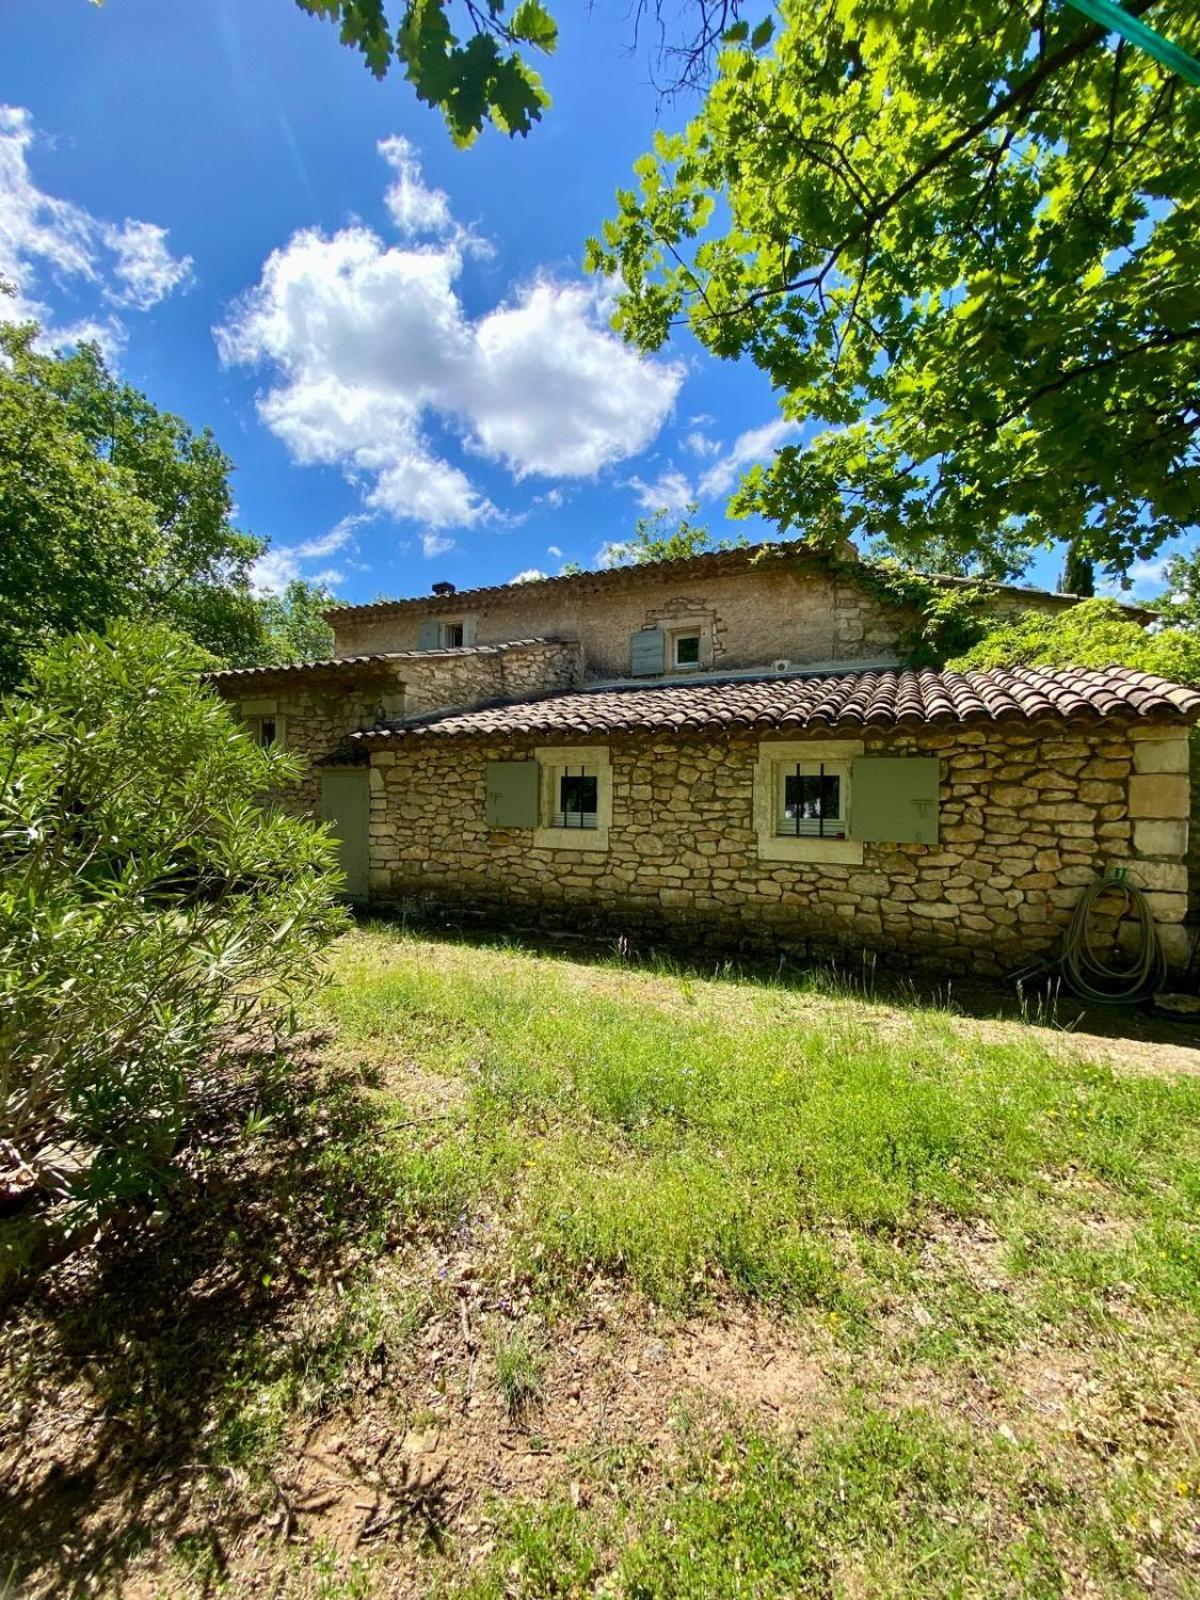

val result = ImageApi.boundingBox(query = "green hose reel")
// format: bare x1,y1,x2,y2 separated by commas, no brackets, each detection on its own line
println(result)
1053,869,1167,1005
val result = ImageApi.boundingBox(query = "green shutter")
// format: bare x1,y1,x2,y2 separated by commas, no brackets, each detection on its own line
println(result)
631,627,665,676
486,760,539,827
418,618,440,650
851,757,940,844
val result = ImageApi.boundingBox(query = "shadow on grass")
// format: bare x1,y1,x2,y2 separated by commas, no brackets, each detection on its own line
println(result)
357,903,1200,1053
0,1044,395,1598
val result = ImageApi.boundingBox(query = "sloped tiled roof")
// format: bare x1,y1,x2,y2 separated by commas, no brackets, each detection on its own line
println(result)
356,666,1200,743
207,639,560,683
326,540,1155,623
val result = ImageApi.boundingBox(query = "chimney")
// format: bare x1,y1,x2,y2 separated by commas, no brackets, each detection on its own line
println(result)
432,580,457,596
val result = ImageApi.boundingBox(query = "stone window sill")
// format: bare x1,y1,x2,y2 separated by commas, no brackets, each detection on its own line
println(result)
533,827,609,853
757,835,864,864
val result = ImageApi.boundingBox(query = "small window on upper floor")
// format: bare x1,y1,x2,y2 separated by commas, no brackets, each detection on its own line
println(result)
441,621,465,648
672,630,702,669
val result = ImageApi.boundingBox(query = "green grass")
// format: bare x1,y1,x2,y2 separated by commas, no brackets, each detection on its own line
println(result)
325,925,1200,1331
455,1402,1197,1600
7,924,1200,1599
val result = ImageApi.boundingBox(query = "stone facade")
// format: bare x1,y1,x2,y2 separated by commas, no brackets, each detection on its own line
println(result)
335,561,923,675
225,640,579,820
399,640,579,720
365,717,1193,976
210,550,1192,974
329,554,1079,680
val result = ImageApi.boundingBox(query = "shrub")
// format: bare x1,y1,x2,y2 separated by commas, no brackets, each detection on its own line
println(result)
0,623,346,1279
947,598,1200,686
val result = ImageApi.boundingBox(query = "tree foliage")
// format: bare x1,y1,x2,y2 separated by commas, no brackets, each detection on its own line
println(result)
254,579,343,665
0,321,332,684
588,0,1200,583
295,0,559,144
0,624,346,1276
626,502,718,563
949,597,1200,685
292,0,749,140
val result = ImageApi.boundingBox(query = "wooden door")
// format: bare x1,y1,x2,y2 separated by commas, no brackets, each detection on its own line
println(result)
320,768,370,902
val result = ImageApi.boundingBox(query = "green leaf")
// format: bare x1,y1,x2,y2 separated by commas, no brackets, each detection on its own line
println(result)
510,0,558,51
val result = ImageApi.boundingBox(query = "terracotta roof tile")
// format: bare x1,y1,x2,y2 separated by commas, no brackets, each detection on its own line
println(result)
326,539,1155,623
207,639,559,683
356,666,1200,743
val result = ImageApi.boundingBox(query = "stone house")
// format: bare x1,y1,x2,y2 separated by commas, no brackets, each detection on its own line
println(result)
211,543,1199,976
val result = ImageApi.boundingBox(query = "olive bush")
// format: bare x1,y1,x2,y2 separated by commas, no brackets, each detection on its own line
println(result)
0,624,346,1275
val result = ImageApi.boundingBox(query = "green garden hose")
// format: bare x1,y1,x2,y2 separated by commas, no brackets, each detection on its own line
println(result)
1055,869,1167,1005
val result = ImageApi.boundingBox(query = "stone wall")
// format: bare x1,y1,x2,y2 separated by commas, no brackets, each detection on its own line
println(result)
330,559,1081,682
230,670,399,819
219,641,580,820
399,640,580,718
332,563,910,676
366,717,1193,975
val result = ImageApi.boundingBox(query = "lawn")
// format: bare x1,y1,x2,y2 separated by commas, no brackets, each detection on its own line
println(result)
3,924,1200,1597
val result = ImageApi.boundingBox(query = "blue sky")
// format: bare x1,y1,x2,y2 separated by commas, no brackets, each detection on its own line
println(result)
1,0,807,603
0,1,1178,606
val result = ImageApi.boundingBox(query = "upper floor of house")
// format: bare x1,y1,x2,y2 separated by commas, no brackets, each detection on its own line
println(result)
325,540,1096,688
211,541,1148,771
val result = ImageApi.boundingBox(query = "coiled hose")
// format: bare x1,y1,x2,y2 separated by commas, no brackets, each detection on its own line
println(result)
1054,870,1166,1004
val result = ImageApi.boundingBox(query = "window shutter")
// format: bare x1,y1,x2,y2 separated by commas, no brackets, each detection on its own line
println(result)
486,760,539,827
418,618,440,650
850,757,940,844
630,627,665,676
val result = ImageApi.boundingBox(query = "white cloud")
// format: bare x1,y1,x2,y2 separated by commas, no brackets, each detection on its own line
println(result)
378,135,454,238
698,418,800,499
626,468,695,513
682,429,721,458
547,543,563,557
1125,557,1170,599
0,104,192,337
102,219,193,309
250,513,368,594
421,531,456,558
296,512,372,559
217,138,684,534
250,547,300,594
595,540,632,569
510,567,548,584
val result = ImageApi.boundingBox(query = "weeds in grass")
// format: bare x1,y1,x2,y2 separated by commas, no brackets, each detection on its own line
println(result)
489,1323,545,1420
455,1406,1069,1600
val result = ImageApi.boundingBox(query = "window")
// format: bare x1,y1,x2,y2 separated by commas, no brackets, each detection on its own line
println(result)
753,739,864,864
673,630,702,669
778,763,845,839
418,615,475,650
552,767,599,829
241,708,284,750
534,745,612,851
